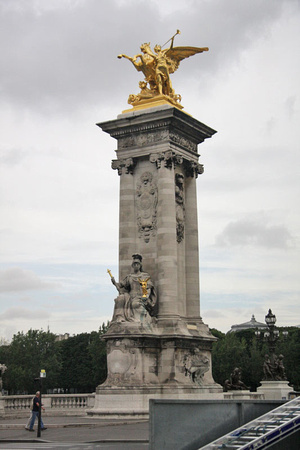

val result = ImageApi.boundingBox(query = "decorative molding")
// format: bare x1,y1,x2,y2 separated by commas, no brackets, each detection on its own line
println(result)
175,173,185,243
118,129,169,149
169,131,197,153
110,120,172,141
149,151,183,169
136,172,158,243
184,160,204,178
111,158,135,175
149,151,203,178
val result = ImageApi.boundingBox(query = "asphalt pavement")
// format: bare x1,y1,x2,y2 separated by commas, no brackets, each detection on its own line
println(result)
0,415,149,449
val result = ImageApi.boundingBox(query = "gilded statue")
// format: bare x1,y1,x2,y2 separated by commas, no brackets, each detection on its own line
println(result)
118,30,208,108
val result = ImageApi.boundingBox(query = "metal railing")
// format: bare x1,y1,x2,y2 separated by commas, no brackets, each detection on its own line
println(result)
199,396,300,449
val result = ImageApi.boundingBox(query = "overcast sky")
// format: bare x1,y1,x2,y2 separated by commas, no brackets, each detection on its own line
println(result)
1,0,299,341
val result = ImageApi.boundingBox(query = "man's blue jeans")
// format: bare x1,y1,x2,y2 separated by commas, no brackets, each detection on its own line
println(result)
29,411,44,430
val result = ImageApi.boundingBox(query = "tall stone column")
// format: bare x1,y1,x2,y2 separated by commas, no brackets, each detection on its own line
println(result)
185,174,201,320
112,160,136,279
155,163,179,321
91,105,222,418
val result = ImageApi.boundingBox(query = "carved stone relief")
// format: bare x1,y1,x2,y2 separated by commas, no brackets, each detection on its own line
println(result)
111,158,135,175
118,129,169,149
149,151,183,169
136,172,158,243
183,348,210,385
184,160,204,178
175,173,185,243
169,131,197,153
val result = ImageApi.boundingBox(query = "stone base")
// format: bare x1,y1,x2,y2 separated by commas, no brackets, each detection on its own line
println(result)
88,385,224,419
101,333,219,388
223,390,265,400
257,380,293,400
122,95,184,114
88,329,223,418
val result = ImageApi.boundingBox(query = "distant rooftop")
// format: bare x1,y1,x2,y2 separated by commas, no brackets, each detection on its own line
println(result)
229,314,267,333
55,333,70,342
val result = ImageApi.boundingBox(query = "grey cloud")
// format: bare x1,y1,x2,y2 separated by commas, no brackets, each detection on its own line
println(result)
201,309,226,319
284,95,297,119
0,306,50,320
0,0,295,115
0,268,57,292
215,218,295,249
0,147,29,166
0,0,160,113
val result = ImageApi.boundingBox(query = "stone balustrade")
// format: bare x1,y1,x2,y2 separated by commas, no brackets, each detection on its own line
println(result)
0,393,95,417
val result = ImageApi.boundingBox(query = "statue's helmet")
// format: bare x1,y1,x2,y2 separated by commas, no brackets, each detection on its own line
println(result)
132,253,142,264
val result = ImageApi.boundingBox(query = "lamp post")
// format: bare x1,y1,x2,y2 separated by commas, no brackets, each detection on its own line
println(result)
255,309,288,381
34,369,46,438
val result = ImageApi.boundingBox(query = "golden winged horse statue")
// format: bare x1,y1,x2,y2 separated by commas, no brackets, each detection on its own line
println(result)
118,30,208,109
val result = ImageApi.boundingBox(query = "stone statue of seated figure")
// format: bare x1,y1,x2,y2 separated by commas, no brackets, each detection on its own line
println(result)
110,254,156,325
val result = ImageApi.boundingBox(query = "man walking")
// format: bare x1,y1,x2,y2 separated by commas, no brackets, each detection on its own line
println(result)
28,391,47,431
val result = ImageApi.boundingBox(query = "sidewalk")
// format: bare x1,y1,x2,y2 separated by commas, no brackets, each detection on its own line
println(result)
0,415,149,447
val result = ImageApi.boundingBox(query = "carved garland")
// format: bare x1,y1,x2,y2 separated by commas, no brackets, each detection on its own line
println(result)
136,172,158,243
175,173,185,243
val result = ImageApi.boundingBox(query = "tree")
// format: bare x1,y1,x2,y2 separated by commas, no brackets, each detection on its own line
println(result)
1,329,61,394
88,323,108,388
212,332,248,388
211,326,300,392
58,323,108,393
275,327,300,391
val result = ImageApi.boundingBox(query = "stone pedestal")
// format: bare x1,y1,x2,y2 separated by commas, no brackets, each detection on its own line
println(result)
90,105,222,417
223,390,265,400
257,381,293,400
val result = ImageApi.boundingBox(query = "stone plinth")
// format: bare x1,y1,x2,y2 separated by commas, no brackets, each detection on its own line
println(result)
90,386,224,419
91,105,222,416
257,381,293,400
223,390,264,400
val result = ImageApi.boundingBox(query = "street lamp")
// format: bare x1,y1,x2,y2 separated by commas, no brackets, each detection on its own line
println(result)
34,369,46,438
256,309,288,381
265,308,276,326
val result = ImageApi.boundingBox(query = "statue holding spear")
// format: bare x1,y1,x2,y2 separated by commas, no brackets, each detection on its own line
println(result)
118,30,208,106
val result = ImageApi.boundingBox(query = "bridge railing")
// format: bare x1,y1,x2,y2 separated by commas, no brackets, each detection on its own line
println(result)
0,393,95,417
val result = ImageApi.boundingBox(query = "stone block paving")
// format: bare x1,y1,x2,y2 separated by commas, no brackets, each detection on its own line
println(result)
0,415,149,449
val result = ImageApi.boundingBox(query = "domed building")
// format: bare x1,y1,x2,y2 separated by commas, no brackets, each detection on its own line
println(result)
229,314,266,333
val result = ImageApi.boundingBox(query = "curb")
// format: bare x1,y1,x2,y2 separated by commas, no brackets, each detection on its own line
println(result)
0,419,148,430
0,438,149,444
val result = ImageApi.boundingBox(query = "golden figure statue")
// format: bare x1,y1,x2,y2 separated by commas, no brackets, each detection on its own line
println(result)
118,30,208,110
138,277,150,297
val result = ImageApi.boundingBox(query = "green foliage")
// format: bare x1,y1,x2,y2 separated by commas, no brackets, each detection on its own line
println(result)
1,329,61,393
58,328,107,392
212,332,249,387
210,328,225,340
275,328,300,390
1,322,299,394
0,324,108,394
211,327,300,391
